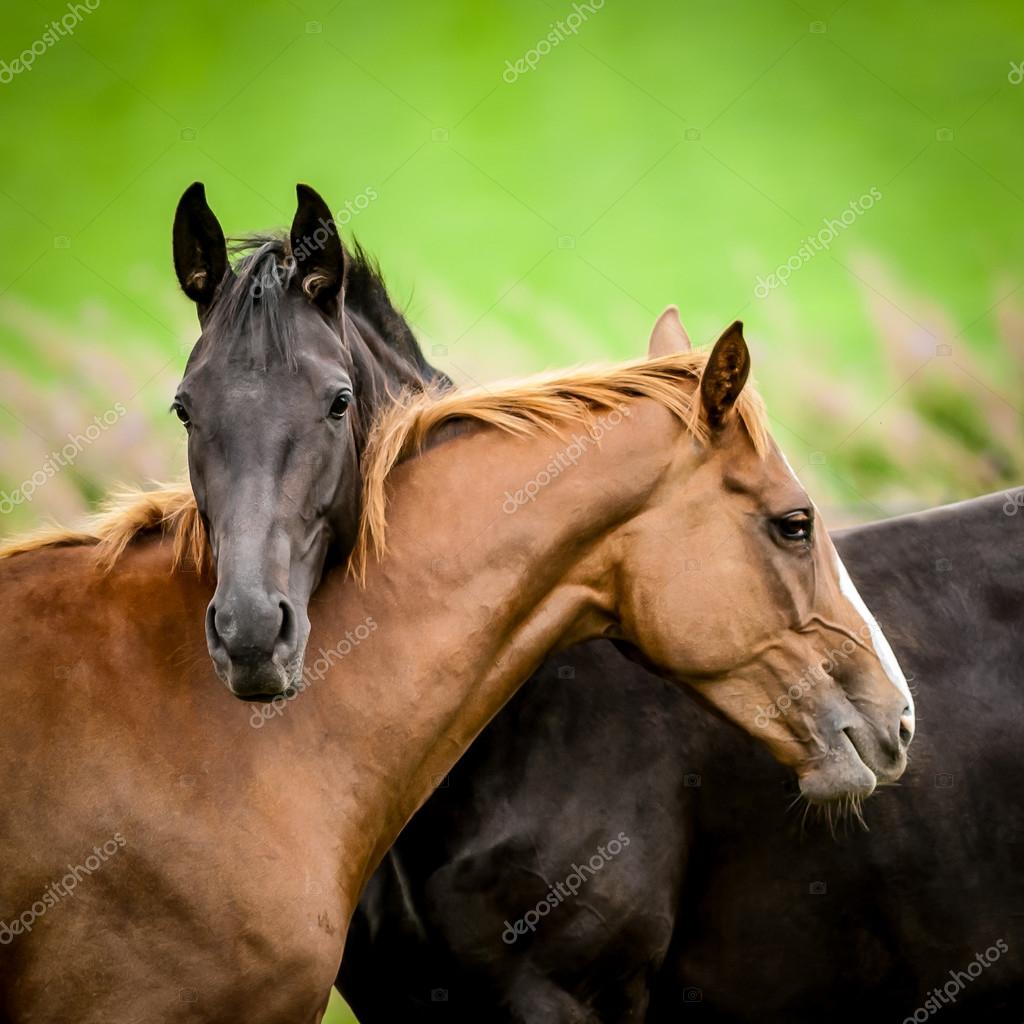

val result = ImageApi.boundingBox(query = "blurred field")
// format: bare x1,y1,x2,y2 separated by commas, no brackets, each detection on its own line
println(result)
2,0,1024,538
1,1,1022,1019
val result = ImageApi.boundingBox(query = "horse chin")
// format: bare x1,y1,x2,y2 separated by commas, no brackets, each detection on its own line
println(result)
222,652,306,703
797,729,878,805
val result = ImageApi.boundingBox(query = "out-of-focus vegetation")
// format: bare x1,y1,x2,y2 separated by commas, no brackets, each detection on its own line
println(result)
1,1,1022,1019
2,0,1024,537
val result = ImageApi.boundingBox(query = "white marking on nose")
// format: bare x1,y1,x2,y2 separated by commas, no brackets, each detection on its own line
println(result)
779,447,914,727
832,550,915,723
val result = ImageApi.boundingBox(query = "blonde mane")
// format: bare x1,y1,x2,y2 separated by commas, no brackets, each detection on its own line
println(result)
353,351,768,575
0,352,768,577
0,482,210,574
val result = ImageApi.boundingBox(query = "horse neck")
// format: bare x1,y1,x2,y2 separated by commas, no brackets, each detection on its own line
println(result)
342,309,441,396
311,398,683,891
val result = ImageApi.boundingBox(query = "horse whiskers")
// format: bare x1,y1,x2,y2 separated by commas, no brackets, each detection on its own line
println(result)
787,789,870,839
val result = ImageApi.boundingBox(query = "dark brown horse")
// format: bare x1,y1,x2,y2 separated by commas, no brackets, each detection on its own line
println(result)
339,493,1021,1022
0,326,911,1021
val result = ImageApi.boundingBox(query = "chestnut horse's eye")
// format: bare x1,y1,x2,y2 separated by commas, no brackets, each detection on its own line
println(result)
171,401,191,427
775,510,813,542
329,391,352,420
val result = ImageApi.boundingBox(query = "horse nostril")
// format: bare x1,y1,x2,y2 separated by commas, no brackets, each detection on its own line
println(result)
276,598,298,654
899,708,914,746
206,602,224,653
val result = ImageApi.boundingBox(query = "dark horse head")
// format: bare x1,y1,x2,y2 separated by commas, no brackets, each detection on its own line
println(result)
172,182,444,700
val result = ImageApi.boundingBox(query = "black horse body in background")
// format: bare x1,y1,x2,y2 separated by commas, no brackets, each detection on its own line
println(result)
339,490,1024,1022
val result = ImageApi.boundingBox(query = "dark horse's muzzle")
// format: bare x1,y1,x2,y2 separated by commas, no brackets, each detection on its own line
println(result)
205,586,305,698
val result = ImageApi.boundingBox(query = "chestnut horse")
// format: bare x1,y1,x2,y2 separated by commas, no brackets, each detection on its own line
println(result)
0,325,911,1021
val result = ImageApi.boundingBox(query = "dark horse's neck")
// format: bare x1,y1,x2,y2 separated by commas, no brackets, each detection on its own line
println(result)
329,246,450,463
339,487,1024,1020
834,489,1022,649
339,306,444,454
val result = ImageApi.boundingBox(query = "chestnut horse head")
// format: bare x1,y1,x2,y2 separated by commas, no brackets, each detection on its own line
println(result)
172,182,442,700
358,309,914,803
623,314,913,800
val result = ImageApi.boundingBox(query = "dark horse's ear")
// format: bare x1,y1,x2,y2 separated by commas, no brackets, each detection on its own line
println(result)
173,182,229,313
700,320,750,429
290,184,345,316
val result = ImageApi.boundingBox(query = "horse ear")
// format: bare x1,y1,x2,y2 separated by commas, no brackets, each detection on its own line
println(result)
290,184,345,315
700,320,750,428
173,182,228,312
647,305,691,358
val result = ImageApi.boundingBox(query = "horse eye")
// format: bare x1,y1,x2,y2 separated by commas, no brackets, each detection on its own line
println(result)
171,401,191,427
775,511,812,542
329,391,352,420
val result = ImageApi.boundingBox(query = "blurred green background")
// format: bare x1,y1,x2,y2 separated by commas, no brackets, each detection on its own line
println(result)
1,0,1022,1017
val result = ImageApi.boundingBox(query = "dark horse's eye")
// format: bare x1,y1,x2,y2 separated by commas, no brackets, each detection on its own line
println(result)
171,401,191,427
775,510,813,543
329,391,352,420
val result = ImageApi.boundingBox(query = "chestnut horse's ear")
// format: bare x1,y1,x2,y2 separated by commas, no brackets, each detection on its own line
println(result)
647,305,691,358
290,184,345,316
173,182,229,313
700,320,750,428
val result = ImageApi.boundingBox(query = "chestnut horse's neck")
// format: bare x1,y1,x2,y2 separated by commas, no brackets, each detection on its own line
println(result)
306,397,686,897
0,347,914,1018
0,392,694,1018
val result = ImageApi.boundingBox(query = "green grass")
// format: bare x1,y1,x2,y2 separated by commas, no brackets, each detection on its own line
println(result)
1,1,1022,1016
